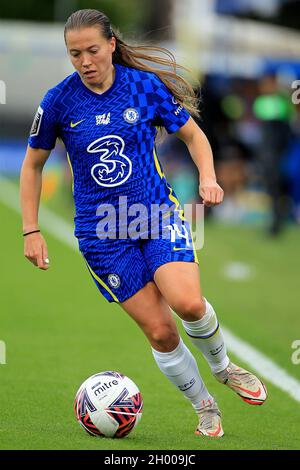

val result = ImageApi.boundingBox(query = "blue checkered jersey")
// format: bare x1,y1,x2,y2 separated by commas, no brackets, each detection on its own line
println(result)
28,63,190,238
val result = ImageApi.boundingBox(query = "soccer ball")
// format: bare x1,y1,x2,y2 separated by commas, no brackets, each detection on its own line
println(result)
74,371,143,438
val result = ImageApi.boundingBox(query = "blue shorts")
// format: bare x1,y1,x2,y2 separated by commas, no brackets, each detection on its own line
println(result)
78,219,198,303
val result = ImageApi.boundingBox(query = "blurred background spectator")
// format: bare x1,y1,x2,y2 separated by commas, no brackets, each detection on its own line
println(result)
1,0,300,235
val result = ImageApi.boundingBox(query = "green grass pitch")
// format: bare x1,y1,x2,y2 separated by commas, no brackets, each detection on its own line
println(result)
0,199,299,450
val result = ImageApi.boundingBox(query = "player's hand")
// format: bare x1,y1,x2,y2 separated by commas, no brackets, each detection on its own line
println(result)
199,178,224,207
24,232,50,270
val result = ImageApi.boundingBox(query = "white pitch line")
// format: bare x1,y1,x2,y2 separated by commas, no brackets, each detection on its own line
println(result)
0,176,77,250
1,176,300,403
223,328,300,403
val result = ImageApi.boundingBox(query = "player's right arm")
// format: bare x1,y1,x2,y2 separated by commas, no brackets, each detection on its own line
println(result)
20,145,51,270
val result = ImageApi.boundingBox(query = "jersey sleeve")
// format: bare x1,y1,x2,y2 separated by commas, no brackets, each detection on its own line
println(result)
28,89,59,150
152,74,190,134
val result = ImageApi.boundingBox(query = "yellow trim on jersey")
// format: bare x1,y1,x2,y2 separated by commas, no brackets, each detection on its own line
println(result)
153,147,185,221
153,146,165,179
85,260,120,303
66,152,74,194
153,147,199,263
191,234,199,264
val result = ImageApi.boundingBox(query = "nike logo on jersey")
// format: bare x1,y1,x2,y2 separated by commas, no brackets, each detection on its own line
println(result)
173,247,187,251
70,119,85,128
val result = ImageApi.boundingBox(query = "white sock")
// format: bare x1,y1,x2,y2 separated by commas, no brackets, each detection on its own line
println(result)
181,299,230,374
151,338,213,413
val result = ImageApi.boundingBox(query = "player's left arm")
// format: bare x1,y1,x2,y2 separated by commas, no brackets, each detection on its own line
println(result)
174,117,224,206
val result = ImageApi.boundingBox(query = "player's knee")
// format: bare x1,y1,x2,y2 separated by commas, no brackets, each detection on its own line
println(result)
173,297,206,322
150,324,179,352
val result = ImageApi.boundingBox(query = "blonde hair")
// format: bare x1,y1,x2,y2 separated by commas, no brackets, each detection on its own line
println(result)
64,9,200,118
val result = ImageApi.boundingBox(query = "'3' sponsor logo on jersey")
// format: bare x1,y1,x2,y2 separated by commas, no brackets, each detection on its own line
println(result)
88,135,132,187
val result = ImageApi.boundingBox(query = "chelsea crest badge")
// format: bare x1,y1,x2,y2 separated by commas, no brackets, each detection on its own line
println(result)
123,108,139,124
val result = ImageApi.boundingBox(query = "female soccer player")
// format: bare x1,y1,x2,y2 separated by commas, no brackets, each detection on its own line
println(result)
20,9,267,437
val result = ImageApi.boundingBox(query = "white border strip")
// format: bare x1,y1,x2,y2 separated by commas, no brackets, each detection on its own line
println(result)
1,176,300,403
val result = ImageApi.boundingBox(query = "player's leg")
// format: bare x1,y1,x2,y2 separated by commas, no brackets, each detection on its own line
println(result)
120,281,223,436
154,261,267,405
81,240,223,435
154,261,230,374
